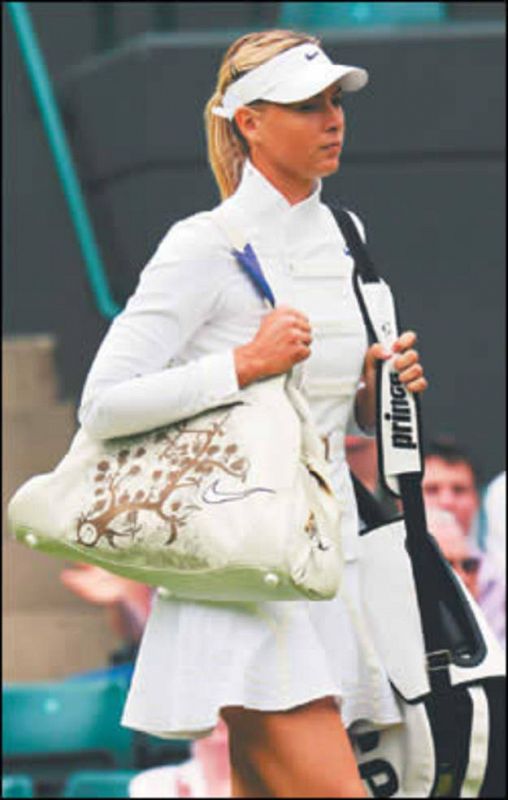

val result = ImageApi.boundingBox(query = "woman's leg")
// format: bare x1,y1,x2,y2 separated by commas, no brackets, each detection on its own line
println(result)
221,695,367,798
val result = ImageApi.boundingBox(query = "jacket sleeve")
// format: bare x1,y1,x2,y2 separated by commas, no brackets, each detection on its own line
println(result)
345,388,375,438
78,216,241,440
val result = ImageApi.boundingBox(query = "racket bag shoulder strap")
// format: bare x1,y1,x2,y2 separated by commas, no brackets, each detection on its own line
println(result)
329,203,505,799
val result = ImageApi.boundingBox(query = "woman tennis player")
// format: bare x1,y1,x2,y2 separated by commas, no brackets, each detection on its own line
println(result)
79,29,428,798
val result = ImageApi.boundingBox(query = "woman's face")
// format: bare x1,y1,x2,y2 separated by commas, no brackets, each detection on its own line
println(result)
235,81,346,196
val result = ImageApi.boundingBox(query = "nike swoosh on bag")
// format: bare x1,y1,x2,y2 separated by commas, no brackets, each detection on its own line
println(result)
305,51,319,61
201,479,275,505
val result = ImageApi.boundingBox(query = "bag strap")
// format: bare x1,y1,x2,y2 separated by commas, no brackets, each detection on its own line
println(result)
350,472,394,529
329,204,470,689
328,206,424,495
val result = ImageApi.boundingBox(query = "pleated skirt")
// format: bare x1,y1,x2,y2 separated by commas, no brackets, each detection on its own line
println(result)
121,464,402,740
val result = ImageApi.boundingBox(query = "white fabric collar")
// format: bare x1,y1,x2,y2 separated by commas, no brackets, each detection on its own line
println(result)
231,159,322,224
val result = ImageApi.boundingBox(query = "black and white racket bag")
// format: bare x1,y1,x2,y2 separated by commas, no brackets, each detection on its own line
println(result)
332,207,506,799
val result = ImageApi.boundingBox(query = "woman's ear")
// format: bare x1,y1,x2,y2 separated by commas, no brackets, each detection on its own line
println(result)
233,106,263,148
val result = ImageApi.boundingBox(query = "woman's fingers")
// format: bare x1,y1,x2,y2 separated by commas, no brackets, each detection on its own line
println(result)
398,364,428,393
405,376,428,393
292,327,312,345
392,330,417,352
365,342,391,371
398,363,423,383
275,306,313,345
278,305,311,327
393,348,419,371
369,330,428,395
395,350,428,394
292,317,312,337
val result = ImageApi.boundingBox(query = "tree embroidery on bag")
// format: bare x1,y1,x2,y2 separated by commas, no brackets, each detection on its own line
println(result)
75,411,249,549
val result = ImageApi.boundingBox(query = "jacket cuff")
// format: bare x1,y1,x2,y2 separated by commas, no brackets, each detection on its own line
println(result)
199,349,241,405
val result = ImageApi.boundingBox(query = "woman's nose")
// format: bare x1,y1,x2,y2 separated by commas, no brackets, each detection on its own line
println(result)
325,103,344,129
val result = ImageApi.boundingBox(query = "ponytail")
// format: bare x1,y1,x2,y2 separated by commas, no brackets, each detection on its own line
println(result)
204,89,248,201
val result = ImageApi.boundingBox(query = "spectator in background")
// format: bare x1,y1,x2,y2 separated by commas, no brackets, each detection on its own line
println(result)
482,471,506,576
423,436,505,563
426,507,482,599
422,438,505,649
422,436,482,541
426,506,504,649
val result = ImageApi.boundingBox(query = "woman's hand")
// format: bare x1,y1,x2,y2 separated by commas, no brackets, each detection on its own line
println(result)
234,305,312,387
368,330,428,393
356,330,428,432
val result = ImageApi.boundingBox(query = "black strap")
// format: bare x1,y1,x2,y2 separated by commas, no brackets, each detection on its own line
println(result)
329,203,461,689
350,471,393,529
331,206,379,284
329,206,379,346
352,267,378,347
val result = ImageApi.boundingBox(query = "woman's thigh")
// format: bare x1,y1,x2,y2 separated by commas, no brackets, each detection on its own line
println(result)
221,696,367,798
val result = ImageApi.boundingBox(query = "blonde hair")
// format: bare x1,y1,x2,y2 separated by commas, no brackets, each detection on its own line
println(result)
204,29,320,200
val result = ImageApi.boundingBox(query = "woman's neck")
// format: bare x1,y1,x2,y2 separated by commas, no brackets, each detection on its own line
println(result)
248,156,317,206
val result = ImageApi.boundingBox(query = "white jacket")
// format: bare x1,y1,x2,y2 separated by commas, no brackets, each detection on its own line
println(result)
78,159,369,459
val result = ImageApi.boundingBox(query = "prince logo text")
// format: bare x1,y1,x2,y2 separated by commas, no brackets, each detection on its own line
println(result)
384,371,417,450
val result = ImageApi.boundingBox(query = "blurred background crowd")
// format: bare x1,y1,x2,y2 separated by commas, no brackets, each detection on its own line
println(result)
3,2,505,797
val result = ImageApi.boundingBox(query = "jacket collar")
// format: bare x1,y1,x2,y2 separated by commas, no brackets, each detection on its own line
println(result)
231,159,323,228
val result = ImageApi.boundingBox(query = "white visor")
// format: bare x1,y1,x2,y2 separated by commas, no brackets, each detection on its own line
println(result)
212,43,368,120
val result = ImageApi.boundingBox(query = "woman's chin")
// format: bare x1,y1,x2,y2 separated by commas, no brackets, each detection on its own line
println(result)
317,156,341,177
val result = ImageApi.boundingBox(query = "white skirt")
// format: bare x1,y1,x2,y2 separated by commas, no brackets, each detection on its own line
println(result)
121,463,402,740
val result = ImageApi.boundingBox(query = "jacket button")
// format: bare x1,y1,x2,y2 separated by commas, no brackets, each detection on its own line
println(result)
317,537,332,551
264,572,279,587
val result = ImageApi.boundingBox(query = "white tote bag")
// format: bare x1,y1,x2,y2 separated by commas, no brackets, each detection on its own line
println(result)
8,213,344,603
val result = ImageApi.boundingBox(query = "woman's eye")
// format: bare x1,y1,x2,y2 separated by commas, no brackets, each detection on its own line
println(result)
295,94,343,112
295,96,343,112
